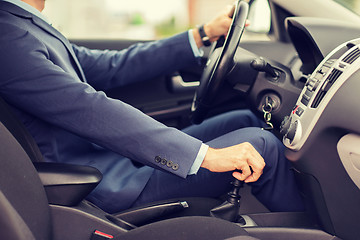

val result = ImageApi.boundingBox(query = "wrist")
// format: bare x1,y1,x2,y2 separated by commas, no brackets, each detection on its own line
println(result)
201,147,218,171
203,24,214,40
192,28,203,49
198,24,212,47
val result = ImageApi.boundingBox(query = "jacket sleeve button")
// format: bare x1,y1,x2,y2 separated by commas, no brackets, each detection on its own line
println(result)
172,164,179,171
155,156,161,163
160,158,167,165
166,161,173,168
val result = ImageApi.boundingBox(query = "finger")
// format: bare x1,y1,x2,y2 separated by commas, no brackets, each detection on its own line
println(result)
238,164,252,181
248,157,265,175
244,169,262,183
246,163,263,182
228,4,236,18
249,159,264,180
247,148,265,172
232,171,243,181
244,147,264,182
244,175,257,183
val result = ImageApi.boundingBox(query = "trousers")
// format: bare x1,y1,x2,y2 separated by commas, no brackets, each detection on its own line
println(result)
130,109,304,212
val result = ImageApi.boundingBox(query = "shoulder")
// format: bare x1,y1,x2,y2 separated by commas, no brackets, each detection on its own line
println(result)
0,22,28,40
0,21,46,56
0,3,43,43
0,22,48,84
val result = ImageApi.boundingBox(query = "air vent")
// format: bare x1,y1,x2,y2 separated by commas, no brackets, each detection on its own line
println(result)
311,68,343,108
311,90,326,108
343,48,360,64
327,69,342,83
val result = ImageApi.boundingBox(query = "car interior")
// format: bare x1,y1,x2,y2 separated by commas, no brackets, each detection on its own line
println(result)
1,0,360,239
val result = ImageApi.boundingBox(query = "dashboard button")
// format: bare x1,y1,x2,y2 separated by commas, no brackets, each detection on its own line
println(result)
296,107,304,117
301,96,309,106
304,89,314,98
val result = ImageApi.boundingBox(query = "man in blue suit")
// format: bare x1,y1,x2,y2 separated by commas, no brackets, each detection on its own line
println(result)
0,0,304,213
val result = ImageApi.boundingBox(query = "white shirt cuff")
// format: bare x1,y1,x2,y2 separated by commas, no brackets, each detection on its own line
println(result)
188,29,204,58
188,143,209,175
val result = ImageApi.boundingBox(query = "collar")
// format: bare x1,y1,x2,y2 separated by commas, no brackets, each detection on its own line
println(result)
0,1,86,82
1,0,50,24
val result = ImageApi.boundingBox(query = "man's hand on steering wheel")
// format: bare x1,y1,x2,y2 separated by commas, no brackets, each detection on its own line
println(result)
192,5,234,48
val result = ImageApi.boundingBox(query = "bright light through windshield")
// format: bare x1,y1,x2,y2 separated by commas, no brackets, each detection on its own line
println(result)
334,0,360,15
43,0,237,40
104,0,188,23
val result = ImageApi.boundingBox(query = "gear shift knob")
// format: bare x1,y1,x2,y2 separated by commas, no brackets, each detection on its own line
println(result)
210,178,244,222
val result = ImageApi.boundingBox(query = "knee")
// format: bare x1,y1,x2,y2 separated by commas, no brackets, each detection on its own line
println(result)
243,128,283,154
243,128,285,170
207,127,281,151
229,109,263,127
214,110,263,129
261,129,284,153
259,131,293,182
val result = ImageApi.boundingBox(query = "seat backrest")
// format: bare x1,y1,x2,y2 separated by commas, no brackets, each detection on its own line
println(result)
0,96,43,162
0,122,52,240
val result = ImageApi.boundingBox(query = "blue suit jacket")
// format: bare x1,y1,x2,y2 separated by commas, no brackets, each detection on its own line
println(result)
0,2,203,212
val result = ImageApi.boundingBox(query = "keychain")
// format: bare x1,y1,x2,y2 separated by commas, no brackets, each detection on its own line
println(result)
262,96,274,131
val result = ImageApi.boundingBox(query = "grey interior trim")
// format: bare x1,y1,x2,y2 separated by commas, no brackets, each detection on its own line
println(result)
246,227,339,240
171,74,199,92
272,0,360,24
337,133,360,190
0,191,36,240
50,204,127,240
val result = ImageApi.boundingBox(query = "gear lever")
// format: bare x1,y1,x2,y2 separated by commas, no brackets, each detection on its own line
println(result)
210,178,244,222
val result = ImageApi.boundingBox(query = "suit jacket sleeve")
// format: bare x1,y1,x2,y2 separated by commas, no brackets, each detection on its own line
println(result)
72,32,198,90
0,22,203,178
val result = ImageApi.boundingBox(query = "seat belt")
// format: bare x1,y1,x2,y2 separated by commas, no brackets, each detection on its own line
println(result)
0,97,43,162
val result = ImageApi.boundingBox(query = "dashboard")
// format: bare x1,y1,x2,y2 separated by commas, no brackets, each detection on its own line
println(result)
230,16,360,239
278,19,360,239
282,39,360,151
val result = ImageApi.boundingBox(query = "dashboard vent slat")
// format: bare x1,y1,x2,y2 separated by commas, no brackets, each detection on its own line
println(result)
311,69,342,108
343,48,360,64
327,69,342,83
311,90,326,108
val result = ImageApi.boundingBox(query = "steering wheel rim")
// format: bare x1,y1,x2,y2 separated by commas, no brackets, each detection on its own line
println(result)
191,0,249,124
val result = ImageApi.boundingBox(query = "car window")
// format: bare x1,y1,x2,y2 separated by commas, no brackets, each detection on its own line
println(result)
43,0,271,40
334,0,360,15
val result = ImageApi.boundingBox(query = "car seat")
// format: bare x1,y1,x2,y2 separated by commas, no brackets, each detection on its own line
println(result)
0,97,339,240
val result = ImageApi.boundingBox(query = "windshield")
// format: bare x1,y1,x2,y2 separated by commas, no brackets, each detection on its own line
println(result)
42,0,360,40
43,0,235,40
334,0,360,15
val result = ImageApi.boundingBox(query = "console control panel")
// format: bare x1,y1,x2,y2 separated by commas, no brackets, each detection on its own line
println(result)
281,39,360,150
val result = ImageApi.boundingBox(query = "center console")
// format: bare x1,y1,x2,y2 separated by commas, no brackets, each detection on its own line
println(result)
280,38,360,240
281,38,360,150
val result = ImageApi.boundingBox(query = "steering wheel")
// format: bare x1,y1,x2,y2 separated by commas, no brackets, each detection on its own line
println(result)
191,0,249,124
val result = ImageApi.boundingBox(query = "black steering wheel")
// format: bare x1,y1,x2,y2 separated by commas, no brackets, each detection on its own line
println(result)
191,0,249,124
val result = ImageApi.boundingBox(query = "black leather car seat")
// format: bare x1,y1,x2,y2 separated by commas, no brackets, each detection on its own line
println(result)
0,121,52,240
0,96,43,162
0,121,254,240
